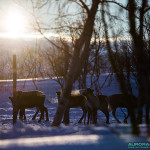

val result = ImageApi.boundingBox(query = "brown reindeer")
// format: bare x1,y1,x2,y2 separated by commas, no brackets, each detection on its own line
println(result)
9,90,49,124
108,94,138,123
56,91,87,125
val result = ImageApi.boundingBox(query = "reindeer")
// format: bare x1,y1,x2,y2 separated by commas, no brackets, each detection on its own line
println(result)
96,95,109,124
79,88,100,124
56,91,87,124
108,94,138,123
9,90,49,124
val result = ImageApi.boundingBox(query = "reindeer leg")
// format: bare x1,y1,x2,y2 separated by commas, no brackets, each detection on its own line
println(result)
87,111,91,125
123,114,129,124
78,104,87,124
44,106,49,121
32,108,39,120
42,108,44,120
19,109,23,121
112,108,121,123
91,112,94,124
64,108,70,125
62,117,65,123
102,110,110,124
106,111,109,124
89,111,93,124
78,106,86,123
120,108,128,123
23,108,26,120
78,109,87,124
38,108,44,123
83,110,87,125
93,110,97,124
78,114,84,123
21,108,26,120
123,111,129,124
104,104,110,124
13,108,19,124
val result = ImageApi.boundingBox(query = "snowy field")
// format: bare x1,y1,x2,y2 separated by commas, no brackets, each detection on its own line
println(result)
0,75,149,150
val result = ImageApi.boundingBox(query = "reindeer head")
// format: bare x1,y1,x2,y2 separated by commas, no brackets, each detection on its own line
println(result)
79,88,94,95
56,91,61,97
16,91,23,96
8,96,13,101
8,96,15,106
86,88,94,94
8,91,23,106
56,91,62,103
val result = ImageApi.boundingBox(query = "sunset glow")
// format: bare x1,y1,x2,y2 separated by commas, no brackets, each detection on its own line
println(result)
4,11,27,38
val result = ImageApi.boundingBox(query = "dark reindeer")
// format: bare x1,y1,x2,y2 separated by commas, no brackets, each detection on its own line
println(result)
79,88,110,124
96,95,109,124
108,94,138,123
9,90,49,124
79,88,100,124
56,91,87,124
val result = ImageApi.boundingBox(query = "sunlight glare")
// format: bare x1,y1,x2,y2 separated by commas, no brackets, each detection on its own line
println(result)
4,11,27,37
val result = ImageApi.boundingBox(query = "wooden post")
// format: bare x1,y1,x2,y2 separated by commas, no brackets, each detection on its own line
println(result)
13,55,17,97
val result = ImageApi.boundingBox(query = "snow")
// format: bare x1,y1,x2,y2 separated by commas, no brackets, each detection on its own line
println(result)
0,74,149,150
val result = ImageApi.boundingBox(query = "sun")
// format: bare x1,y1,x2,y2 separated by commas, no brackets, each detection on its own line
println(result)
4,12,27,37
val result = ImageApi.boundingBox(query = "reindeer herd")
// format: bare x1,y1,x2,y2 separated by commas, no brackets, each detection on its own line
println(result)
8,88,140,125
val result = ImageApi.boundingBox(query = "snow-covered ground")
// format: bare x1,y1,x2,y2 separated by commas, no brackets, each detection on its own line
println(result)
0,75,149,150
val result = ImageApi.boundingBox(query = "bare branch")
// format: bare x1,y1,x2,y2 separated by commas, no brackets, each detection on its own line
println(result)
78,0,90,14
102,0,128,10
144,7,150,13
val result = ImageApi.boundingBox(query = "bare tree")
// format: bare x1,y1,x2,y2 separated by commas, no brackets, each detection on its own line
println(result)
41,39,71,90
20,0,149,133
128,0,150,135
101,1,140,134
52,1,100,126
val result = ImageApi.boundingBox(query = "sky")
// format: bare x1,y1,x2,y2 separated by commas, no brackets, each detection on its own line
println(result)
0,0,129,40
0,1,26,35
0,0,43,39
0,0,75,39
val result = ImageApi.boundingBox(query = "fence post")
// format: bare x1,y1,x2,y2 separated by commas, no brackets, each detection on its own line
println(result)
13,55,17,97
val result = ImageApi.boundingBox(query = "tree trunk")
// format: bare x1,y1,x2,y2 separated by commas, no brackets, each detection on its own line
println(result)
128,0,150,134
51,0,100,127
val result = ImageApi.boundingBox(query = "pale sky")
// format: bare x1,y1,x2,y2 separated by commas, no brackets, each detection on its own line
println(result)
0,0,129,39
0,0,39,38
